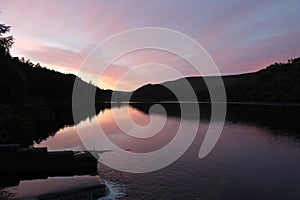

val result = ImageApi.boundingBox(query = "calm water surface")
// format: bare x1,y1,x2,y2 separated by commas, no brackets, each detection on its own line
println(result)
36,104,300,200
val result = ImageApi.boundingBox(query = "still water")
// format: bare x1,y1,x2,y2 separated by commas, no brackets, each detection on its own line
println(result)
36,103,300,200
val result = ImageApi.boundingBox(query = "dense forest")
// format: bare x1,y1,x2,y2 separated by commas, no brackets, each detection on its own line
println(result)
131,57,300,103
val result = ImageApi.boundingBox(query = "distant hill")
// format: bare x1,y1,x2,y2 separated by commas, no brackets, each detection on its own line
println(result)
131,57,300,103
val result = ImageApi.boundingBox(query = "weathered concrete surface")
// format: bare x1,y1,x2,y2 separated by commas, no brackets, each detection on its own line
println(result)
0,144,98,187
3,175,109,200
0,145,109,199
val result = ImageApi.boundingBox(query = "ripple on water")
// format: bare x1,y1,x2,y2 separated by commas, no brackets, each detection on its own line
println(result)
99,180,126,200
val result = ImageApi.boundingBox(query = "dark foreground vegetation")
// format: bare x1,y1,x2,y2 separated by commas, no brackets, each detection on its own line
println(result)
0,52,113,145
0,23,112,145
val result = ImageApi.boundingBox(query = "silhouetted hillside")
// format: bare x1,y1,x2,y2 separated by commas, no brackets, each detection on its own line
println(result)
1,56,112,104
0,53,114,145
131,57,300,103
0,23,115,145
0,53,113,146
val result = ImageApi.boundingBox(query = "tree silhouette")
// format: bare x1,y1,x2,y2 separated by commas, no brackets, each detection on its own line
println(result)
0,23,14,56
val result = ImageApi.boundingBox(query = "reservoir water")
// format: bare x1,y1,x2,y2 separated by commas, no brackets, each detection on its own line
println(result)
35,103,300,200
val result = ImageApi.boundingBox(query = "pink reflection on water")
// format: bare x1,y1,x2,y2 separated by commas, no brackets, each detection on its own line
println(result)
35,106,183,153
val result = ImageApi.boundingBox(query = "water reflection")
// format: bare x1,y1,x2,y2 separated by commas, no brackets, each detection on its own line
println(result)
130,103,300,135
36,103,300,154
27,103,111,148
34,103,300,199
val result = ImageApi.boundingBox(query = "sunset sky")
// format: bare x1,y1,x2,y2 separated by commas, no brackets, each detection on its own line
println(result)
1,0,299,90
